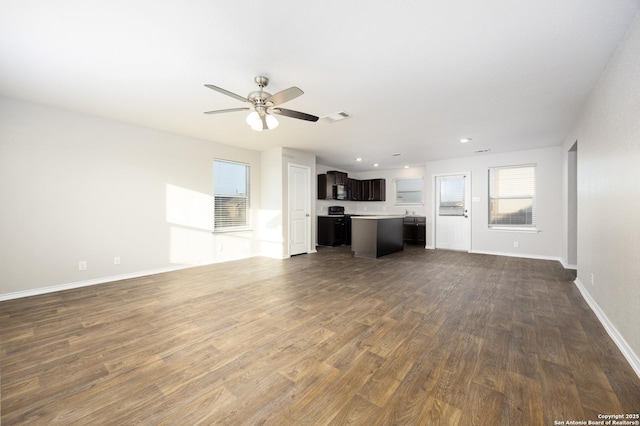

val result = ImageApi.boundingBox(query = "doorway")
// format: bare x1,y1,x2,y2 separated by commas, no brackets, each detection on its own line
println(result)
434,173,471,251
288,164,311,256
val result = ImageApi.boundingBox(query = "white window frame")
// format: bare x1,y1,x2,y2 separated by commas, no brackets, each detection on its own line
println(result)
488,164,536,231
394,177,423,206
213,159,251,232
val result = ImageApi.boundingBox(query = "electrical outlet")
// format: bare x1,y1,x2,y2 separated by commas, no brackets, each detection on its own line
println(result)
513,241,519,248
114,256,121,265
590,273,595,286
78,261,87,271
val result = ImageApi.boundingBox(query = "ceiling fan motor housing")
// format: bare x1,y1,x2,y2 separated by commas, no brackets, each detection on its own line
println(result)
254,75,269,88
248,76,272,106
248,90,272,106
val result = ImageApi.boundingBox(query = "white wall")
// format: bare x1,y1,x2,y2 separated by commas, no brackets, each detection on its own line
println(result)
561,13,640,371
0,97,263,298
259,147,284,258
425,147,564,260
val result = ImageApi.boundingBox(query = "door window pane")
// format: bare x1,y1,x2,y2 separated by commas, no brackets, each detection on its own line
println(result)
439,176,465,216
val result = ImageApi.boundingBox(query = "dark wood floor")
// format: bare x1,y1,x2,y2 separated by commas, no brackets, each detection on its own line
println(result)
1,246,639,425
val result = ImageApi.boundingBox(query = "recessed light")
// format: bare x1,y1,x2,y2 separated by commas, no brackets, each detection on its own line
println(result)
355,157,362,162
404,165,409,169
460,138,472,143
373,163,379,167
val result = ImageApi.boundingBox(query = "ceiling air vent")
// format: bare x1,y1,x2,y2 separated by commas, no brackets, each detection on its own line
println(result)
322,111,352,123
474,149,491,154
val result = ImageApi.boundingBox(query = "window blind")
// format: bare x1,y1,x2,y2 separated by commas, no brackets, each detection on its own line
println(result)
439,176,465,216
488,165,535,227
214,159,251,231
396,178,423,204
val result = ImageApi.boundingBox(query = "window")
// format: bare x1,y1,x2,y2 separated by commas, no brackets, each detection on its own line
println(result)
488,165,535,228
214,159,251,231
395,177,423,205
439,176,465,216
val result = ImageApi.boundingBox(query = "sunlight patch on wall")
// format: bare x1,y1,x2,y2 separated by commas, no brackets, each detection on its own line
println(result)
257,209,284,259
169,225,214,265
166,184,214,231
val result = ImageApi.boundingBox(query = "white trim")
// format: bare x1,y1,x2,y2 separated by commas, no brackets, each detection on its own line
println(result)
468,249,577,270
0,249,325,302
574,278,640,379
560,259,577,270
470,249,564,263
0,265,198,301
288,163,312,257
487,227,540,233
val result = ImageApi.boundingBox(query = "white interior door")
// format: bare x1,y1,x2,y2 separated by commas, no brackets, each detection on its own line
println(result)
289,164,311,256
435,173,471,251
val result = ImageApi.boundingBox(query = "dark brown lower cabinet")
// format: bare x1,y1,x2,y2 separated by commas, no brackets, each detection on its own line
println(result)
403,216,426,244
317,216,345,246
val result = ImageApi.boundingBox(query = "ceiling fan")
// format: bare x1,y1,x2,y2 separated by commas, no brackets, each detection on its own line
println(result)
204,76,319,131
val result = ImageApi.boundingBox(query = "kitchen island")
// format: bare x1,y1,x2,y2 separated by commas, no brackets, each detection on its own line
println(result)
351,216,404,258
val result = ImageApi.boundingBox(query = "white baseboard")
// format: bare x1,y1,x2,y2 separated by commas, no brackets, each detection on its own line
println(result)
424,247,569,266
1,252,283,302
0,265,196,302
470,249,565,264
574,278,640,378
560,259,577,270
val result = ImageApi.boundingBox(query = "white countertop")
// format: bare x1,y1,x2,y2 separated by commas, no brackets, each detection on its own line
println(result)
351,215,405,219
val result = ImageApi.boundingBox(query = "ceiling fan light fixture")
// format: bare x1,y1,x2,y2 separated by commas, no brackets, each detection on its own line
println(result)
266,114,279,130
246,111,262,130
246,110,279,131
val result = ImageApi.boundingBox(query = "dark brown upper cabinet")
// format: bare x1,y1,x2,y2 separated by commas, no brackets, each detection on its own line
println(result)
317,173,385,201
361,178,386,201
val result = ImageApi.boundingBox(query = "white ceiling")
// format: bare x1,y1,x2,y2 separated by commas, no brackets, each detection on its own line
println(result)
1,1,638,172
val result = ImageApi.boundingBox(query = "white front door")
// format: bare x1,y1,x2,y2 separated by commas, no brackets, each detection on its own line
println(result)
435,173,471,251
289,164,311,256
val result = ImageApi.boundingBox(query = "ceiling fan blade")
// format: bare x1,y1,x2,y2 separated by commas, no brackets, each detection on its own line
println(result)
203,107,250,114
272,107,319,122
267,87,303,106
204,84,248,103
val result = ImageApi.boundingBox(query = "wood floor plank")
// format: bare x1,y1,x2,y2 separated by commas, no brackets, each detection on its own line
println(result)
538,359,586,424
502,371,544,425
2,246,640,424
418,397,463,426
290,350,385,424
463,382,505,425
